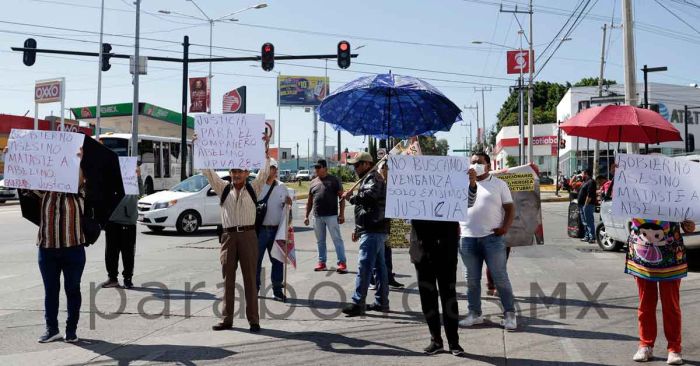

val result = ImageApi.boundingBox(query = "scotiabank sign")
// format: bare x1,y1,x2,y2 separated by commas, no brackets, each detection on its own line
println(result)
35,79,63,103
496,135,559,155
531,136,558,145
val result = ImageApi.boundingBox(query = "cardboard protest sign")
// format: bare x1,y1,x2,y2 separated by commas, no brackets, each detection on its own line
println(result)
388,219,411,248
3,129,85,193
612,153,700,222
493,164,544,246
118,157,139,195
386,155,470,222
194,113,266,170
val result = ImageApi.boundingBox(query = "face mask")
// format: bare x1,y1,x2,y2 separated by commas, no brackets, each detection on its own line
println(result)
470,163,486,176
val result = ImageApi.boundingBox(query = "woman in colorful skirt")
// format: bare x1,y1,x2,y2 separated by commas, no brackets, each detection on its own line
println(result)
626,218,695,365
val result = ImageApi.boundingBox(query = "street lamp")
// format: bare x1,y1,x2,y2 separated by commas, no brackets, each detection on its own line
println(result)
641,64,667,152
158,2,268,113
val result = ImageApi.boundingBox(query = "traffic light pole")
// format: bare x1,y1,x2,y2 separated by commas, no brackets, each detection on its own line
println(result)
12,40,357,181
96,0,105,136
181,36,190,180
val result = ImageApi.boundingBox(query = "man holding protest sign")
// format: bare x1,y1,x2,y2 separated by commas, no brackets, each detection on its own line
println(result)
192,114,270,333
341,152,390,316
101,159,143,290
458,152,516,331
4,134,86,343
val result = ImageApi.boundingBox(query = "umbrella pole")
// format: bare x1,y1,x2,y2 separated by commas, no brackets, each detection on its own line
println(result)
346,140,404,193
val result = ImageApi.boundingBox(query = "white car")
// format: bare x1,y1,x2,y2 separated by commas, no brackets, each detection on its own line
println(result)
0,178,19,204
138,172,231,234
295,169,311,181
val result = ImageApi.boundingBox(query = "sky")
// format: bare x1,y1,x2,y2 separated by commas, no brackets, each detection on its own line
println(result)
2,0,700,157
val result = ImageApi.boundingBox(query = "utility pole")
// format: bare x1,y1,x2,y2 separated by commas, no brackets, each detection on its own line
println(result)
501,3,533,161
622,0,639,154
312,109,318,162
296,142,300,170
96,0,105,136
130,0,141,158
593,24,607,178
463,104,479,143
527,0,534,163
641,65,667,153
517,76,525,165
473,87,491,146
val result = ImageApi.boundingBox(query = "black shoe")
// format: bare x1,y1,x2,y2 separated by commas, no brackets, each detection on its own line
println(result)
366,303,390,312
389,279,405,288
423,341,444,355
37,328,61,343
250,324,261,333
273,292,286,302
212,322,233,331
341,303,365,317
64,330,79,343
123,279,134,289
100,279,119,288
449,344,465,356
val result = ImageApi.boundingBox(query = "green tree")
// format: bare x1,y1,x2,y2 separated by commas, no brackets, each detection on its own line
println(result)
506,156,518,168
573,77,617,87
418,136,449,156
495,81,569,131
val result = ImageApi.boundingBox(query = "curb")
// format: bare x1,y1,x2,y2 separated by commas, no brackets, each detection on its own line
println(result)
0,201,20,207
541,197,570,203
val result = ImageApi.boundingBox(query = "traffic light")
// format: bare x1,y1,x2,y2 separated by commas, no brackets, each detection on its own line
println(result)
23,38,37,66
337,40,351,69
261,42,274,71
101,43,112,72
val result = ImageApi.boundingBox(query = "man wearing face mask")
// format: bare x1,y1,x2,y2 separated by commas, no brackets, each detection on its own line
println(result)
458,152,517,331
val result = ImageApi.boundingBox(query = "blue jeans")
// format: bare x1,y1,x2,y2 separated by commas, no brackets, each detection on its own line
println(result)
38,246,86,333
582,204,595,240
459,235,515,315
314,215,347,264
352,233,389,308
256,226,284,293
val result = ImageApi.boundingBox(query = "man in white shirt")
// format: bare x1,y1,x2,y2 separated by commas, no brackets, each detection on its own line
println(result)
255,159,292,302
458,152,517,331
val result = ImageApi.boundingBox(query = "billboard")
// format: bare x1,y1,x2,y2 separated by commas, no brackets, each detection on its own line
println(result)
278,75,329,106
189,77,210,113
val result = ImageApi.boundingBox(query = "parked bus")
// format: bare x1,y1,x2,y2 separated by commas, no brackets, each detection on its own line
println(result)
99,133,193,194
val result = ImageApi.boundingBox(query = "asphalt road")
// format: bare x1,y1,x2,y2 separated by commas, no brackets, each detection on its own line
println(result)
0,200,699,366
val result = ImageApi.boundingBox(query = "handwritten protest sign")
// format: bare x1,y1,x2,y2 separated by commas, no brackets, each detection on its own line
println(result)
118,157,139,195
194,113,266,170
612,153,700,222
386,155,470,222
499,173,534,192
3,129,85,193
388,219,411,248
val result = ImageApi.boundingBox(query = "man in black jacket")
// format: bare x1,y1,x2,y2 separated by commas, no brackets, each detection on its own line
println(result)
410,167,477,356
341,152,390,316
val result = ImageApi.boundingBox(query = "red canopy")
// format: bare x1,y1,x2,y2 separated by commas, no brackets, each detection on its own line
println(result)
559,105,682,144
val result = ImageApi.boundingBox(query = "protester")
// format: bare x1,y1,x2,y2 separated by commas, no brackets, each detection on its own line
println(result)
458,152,517,330
304,159,347,273
410,167,477,356
4,146,87,343
577,169,596,243
370,160,403,290
627,218,694,365
340,152,389,316
196,132,270,333
255,159,292,302
101,164,143,289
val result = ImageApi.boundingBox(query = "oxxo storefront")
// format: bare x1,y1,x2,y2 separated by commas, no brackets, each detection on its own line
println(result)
494,123,559,176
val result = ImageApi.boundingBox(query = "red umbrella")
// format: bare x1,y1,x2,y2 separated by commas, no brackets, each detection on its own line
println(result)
559,105,682,144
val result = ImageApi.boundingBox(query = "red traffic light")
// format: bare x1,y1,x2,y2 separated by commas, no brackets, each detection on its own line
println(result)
264,44,272,53
339,42,349,52
261,42,274,72
337,40,351,69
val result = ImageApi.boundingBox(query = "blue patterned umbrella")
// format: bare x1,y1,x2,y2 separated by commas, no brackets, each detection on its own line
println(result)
317,73,462,139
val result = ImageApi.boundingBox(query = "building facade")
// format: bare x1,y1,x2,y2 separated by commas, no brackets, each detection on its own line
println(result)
494,123,558,176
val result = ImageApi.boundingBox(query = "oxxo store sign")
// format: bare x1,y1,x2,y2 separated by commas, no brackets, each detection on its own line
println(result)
35,79,63,103
33,78,66,130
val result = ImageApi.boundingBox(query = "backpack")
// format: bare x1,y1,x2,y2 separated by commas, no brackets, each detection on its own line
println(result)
216,181,276,241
